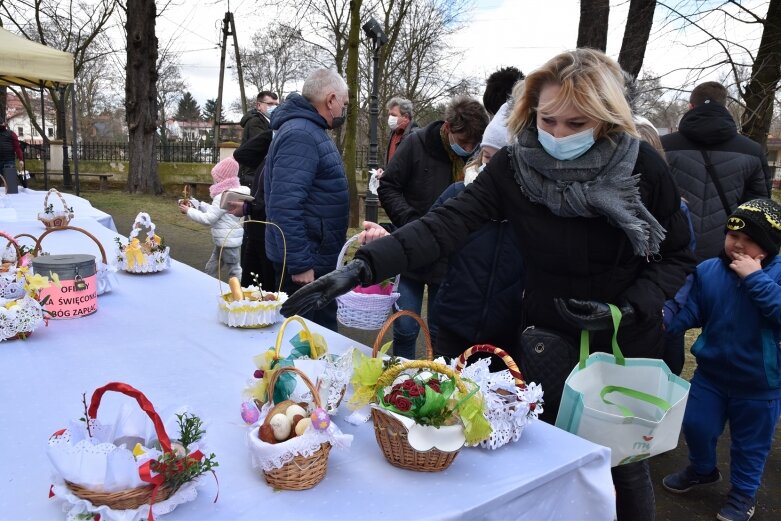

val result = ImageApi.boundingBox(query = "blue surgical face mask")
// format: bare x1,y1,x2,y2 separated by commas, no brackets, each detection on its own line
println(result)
266,105,276,116
537,127,596,160
450,142,474,158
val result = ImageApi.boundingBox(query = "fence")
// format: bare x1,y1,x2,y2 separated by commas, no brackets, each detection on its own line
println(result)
23,141,223,164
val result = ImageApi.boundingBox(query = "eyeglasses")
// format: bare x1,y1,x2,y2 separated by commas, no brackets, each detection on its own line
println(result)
259,99,279,106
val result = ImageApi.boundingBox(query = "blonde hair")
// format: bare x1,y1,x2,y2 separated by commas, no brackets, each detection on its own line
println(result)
634,120,665,159
507,49,638,140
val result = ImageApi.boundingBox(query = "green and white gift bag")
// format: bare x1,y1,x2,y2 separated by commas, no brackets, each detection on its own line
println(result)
555,304,690,467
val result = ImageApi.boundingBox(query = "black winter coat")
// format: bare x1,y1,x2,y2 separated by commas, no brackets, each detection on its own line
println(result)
359,140,696,359
662,102,769,262
432,182,524,352
378,121,457,284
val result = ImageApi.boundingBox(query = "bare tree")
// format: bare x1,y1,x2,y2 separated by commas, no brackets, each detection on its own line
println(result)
156,47,186,144
342,0,363,227
123,0,160,193
618,0,657,79
577,0,610,50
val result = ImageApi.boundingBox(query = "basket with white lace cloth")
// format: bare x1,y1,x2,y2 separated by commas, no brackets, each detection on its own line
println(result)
247,366,352,490
33,225,119,296
453,344,543,450
0,231,46,341
335,233,400,330
38,188,74,229
47,382,217,521
116,213,171,274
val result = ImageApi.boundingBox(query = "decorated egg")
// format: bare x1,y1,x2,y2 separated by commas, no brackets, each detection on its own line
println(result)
1,281,25,300
241,401,260,424
311,407,330,431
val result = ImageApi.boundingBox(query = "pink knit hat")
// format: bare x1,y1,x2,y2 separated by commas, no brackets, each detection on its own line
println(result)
210,156,241,198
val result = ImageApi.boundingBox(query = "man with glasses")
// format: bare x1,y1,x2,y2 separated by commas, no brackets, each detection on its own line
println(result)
238,91,279,186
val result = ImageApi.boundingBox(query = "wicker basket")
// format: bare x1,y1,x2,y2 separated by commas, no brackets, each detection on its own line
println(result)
60,383,184,509
117,213,170,274
335,234,400,330
217,219,286,328
259,366,332,490
454,344,531,450
37,188,74,229
34,225,117,295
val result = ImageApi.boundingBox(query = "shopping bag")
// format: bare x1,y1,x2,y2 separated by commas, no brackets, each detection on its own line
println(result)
555,304,690,467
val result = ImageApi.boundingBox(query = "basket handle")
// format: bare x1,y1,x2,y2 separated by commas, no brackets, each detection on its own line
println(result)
182,184,191,200
266,366,322,409
87,382,173,454
0,231,23,267
43,188,72,214
454,344,525,388
273,315,317,359
376,359,468,394
33,225,108,264
218,218,285,295
372,310,433,360
336,233,399,291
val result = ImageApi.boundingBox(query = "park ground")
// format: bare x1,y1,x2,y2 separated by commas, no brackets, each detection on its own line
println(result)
38,177,781,520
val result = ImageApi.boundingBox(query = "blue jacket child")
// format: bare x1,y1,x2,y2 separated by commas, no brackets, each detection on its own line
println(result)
663,199,781,521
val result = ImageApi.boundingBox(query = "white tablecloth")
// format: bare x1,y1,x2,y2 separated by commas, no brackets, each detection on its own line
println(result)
0,187,116,231
0,219,616,521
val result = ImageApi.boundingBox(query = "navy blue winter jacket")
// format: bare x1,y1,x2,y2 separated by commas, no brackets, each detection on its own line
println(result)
264,93,349,276
431,182,524,349
669,255,781,399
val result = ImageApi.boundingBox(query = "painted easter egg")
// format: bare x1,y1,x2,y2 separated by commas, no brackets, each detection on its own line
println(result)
311,407,330,431
241,401,260,424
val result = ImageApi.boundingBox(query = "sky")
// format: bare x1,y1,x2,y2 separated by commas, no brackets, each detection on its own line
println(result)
88,0,769,121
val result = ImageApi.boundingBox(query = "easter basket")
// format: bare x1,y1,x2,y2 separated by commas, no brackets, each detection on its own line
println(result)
34,225,119,296
0,231,48,341
351,311,491,472
37,188,74,229
244,315,353,414
453,344,543,450
115,213,171,274
47,382,217,521
335,234,400,330
217,220,287,328
247,366,352,490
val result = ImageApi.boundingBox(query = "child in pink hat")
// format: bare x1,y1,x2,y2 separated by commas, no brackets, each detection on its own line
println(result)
179,156,251,279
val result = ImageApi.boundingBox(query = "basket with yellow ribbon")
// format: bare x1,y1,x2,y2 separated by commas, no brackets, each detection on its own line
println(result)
115,213,171,274
349,311,492,471
0,230,49,341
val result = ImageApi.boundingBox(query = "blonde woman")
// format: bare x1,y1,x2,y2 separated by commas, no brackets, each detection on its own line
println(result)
281,49,696,520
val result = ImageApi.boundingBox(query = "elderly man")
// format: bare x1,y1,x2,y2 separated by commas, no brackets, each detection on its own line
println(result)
385,96,418,165
263,69,350,331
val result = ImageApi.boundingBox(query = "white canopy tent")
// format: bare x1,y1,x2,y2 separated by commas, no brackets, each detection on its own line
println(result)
0,27,80,193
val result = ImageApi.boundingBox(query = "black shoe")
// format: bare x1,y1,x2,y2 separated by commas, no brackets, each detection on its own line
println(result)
662,465,722,493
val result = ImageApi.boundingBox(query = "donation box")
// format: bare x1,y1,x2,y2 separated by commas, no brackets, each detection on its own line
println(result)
33,254,98,319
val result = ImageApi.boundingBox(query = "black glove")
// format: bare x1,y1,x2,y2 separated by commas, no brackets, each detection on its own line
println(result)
279,259,374,318
554,298,635,331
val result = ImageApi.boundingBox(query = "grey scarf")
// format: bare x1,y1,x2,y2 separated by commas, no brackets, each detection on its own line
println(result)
511,128,666,256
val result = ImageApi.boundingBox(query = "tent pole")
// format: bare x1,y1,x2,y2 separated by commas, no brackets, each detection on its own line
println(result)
70,83,80,196
41,85,48,190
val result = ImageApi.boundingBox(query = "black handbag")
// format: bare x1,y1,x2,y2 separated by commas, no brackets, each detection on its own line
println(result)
518,326,580,424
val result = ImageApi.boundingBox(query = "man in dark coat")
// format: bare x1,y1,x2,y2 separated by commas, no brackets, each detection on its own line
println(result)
263,69,349,331
377,95,488,359
662,81,769,262
238,91,278,186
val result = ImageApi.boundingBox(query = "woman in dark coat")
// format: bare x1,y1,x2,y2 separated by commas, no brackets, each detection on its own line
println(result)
280,49,695,520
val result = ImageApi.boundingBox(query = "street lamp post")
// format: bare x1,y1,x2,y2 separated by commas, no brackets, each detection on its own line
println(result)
362,17,388,224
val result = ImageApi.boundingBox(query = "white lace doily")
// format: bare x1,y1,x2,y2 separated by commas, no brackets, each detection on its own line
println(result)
117,248,171,274
97,261,119,295
0,294,45,341
445,356,543,450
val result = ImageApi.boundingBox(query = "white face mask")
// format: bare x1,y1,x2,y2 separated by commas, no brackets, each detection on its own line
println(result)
387,115,399,130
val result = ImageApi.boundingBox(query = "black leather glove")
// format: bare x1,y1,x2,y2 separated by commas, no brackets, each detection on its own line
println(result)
554,298,636,331
279,259,374,318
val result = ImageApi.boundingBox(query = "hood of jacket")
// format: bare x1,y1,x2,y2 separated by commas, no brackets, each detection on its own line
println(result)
240,108,262,128
269,93,328,131
679,102,737,146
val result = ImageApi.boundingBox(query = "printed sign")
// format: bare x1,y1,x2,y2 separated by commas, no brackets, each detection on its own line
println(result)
39,274,98,319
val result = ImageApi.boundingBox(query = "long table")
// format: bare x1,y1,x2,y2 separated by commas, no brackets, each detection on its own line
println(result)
0,218,616,521
0,187,117,231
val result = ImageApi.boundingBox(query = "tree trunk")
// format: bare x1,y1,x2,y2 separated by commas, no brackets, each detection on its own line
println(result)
125,0,161,194
618,0,656,79
0,87,6,122
740,0,781,150
577,0,610,51
343,0,363,228
54,89,72,187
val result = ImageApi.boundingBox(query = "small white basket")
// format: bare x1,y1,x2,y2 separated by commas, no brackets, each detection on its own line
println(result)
335,234,400,330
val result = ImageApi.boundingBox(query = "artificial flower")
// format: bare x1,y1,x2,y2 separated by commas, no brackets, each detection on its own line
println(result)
348,341,392,409
23,273,50,293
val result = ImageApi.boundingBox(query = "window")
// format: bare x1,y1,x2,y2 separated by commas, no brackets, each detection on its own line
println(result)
47,128,54,137
17,127,24,136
